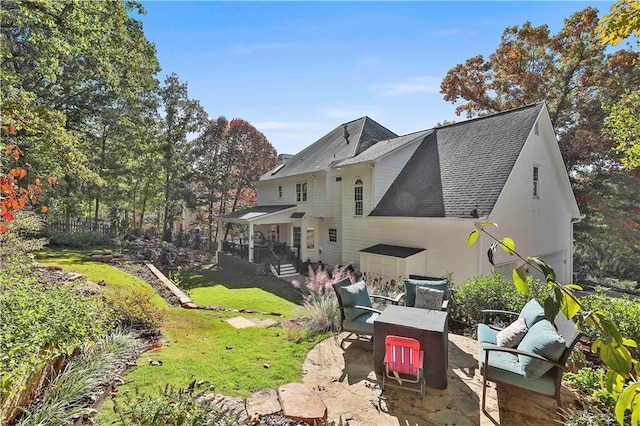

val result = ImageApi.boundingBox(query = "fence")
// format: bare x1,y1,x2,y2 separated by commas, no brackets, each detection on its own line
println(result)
47,220,112,236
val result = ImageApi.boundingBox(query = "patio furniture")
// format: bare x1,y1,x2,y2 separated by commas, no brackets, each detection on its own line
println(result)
332,278,402,339
374,305,449,389
478,299,582,411
396,275,449,311
382,335,425,404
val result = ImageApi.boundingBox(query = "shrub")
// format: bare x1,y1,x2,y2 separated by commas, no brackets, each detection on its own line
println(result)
0,272,107,405
0,210,47,272
291,264,354,335
450,271,548,330
580,289,640,355
46,230,107,248
104,286,165,332
113,382,243,426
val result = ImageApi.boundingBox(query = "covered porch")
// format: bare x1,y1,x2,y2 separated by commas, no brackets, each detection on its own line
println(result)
216,205,305,277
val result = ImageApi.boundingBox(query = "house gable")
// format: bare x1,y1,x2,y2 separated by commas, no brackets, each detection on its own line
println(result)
260,116,397,182
370,103,544,218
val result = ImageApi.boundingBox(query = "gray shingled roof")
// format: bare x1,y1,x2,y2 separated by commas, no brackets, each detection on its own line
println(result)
370,103,543,218
336,130,432,167
261,117,397,181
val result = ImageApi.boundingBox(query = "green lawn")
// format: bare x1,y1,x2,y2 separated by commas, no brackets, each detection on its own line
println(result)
35,249,318,425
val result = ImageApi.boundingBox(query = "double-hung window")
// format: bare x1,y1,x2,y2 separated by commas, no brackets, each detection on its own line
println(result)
296,182,307,202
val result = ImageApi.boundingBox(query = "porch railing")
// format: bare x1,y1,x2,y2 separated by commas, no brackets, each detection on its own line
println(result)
268,247,281,276
287,246,302,274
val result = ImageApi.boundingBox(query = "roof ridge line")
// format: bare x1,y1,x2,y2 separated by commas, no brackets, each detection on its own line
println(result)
436,102,543,130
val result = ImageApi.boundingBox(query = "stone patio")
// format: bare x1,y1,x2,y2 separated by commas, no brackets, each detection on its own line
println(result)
301,332,577,425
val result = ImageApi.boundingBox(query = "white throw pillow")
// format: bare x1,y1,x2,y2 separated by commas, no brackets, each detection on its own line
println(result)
496,317,528,347
414,287,444,310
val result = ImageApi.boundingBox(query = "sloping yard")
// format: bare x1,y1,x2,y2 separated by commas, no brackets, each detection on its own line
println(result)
35,250,321,425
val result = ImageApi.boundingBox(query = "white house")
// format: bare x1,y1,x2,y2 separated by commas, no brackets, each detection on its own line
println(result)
216,103,581,285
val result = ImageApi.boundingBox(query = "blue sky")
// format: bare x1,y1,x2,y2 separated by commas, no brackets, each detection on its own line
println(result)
138,1,607,155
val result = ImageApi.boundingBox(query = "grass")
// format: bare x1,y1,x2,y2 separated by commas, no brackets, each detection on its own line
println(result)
35,248,320,426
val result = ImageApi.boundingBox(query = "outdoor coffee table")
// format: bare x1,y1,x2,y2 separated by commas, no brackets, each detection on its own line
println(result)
374,305,448,389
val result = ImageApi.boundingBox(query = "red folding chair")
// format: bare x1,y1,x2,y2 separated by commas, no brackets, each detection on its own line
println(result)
382,335,425,404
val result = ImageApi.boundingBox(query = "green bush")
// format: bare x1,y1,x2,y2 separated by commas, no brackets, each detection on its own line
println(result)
450,271,548,329
104,286,165,331
0,210,47,273
580,289,640,354
113,382,243,426
563,367,618,424
46,230,107,248
0,271,108,400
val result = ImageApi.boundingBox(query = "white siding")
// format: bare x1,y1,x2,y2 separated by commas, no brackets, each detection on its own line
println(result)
489,114,576,284
340,163,480,285
373,141,421,207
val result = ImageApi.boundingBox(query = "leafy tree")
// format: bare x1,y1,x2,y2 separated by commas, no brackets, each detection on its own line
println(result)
599,1,640,169
604,90,640,169
440,7,639,172
158,73,207,241
1,0,160,224
192,117,277,248
192,116,228,250
599,0,640,47
573,168,640,281
225,118,277,216
440,7,640,282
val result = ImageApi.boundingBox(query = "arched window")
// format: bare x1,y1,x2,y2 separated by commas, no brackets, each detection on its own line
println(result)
354,178,363,216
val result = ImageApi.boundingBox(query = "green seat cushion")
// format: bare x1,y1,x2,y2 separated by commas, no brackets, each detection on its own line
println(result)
404,278,448,307
338,280,372,321
343,312,378,334
518,299,546,328
517,319,566,380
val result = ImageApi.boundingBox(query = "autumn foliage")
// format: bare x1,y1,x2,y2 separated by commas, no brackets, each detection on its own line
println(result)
1,127,54,233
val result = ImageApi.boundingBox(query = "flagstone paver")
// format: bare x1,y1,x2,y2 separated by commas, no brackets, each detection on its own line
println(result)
301,332,576,425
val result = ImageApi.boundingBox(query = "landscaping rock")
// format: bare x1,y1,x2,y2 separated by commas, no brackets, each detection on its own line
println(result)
75,280,102,294
246,388,281,423
277,383,327,423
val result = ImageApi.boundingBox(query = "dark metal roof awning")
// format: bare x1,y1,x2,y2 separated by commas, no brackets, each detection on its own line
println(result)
291,212,305,219
360,244,426,258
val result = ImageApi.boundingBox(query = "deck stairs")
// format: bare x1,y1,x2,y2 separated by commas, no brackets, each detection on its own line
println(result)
271,261,298,278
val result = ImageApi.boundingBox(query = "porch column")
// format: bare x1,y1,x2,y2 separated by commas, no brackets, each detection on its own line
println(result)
248,222,254,262
215,218,222,255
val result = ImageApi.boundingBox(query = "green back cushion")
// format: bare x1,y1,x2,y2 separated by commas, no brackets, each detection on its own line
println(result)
404,278,448,307
338,281,372,321
517,319,566,380
518,299,546,328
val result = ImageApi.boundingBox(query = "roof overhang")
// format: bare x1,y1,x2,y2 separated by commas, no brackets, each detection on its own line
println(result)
217,205,297,225
360,244,426,258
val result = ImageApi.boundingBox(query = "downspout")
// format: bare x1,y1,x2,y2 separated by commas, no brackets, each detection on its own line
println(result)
311,174,317,217
477,222,484,276
369,163,375,212
570,214,586,283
